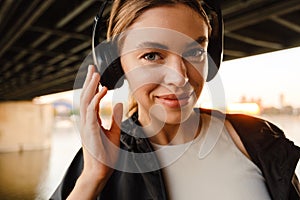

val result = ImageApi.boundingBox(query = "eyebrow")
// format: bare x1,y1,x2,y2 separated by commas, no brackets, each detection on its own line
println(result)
136,42,169,50
134,36,208,50
186,36,208,48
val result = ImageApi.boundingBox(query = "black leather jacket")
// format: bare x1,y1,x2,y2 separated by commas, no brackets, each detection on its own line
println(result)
50,109,300,200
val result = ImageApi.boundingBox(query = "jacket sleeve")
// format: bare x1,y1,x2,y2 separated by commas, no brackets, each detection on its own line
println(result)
49,148,84,200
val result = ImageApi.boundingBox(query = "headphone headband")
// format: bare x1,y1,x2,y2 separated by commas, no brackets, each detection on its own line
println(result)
92,0,223,89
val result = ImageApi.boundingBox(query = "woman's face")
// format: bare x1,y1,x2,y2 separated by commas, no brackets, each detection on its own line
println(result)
120,4,209,125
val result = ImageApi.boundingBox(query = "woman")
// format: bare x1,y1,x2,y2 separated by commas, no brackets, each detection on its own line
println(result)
51,0,300,199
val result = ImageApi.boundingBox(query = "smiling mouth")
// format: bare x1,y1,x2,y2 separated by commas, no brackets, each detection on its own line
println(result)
155,92,193,108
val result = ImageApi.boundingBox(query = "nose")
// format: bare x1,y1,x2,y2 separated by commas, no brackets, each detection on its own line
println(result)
163,55,188,87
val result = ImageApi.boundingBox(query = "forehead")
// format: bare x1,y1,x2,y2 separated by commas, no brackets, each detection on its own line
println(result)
120,4,208,54
128,4,207,37
120,28,206,54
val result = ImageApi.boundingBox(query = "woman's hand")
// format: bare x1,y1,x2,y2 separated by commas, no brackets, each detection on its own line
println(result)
68,65,123,199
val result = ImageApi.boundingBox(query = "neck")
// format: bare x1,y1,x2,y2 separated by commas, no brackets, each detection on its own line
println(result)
140,111,201,145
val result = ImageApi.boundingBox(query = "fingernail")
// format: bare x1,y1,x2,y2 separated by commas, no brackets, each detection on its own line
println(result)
101,86,107,91
100,86,108,94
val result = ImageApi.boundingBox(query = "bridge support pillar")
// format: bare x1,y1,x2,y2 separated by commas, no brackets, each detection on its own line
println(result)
0,101,54,152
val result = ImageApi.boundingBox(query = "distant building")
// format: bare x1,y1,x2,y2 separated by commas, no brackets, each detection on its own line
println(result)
52,99,72,117
227,102,260,115
279,93,286,109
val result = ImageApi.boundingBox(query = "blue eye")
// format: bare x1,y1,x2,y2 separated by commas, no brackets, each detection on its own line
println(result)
142,52,162,61
182,48,206,62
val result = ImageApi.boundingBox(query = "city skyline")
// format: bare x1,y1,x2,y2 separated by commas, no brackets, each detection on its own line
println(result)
218,46,300,108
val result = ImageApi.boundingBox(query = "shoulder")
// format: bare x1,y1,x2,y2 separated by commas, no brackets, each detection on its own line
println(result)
224,112,287,153
199,107,300,162
199,107,285,141
199,108,255,159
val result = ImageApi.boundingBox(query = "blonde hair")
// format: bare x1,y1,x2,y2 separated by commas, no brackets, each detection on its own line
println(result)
106,0,211,116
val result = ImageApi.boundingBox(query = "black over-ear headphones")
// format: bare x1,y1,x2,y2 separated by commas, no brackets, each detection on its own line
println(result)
92,0,223,90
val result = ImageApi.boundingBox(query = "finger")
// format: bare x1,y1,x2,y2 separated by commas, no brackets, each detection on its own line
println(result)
95,87,108,110
80,73,100,121
86,87,108,128
80,65,96,114
82,89,108,157
94,87,108,125
109,103,123,136
82,65,96,91
85,73,100,101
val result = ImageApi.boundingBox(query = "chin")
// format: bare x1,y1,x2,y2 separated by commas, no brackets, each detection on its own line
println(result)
155,105,195,125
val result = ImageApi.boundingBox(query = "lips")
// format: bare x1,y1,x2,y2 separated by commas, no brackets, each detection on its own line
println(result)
155,92,193,108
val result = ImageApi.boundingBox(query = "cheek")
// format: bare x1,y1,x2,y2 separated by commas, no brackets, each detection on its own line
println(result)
120,54,134,73
186,56,208,78
190,77,204,97
121,56,166,92
187,63,207,95
130,84,157,104
125,68,164,94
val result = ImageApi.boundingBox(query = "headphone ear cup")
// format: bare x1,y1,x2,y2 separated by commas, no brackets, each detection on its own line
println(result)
203,0,223,82
100,58,124,90
95,41,125,90
206,52,219,82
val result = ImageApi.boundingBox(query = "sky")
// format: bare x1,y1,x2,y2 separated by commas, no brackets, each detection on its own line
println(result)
216,46,300,108
35,46,300,108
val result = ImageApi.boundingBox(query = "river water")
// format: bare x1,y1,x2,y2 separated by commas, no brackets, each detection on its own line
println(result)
0,114,299,199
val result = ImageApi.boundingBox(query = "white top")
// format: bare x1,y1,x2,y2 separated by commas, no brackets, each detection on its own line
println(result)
153,113,271,200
